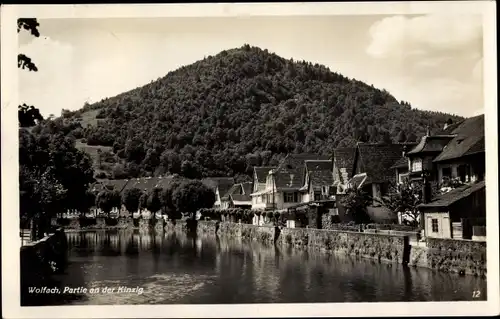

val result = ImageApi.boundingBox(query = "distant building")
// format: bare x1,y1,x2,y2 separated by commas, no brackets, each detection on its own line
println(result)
332,147,355,194
299,160,335,203
403,115,485,185
347,143,414,223
250,154,331,211
201,177,235,209
220,182,253,209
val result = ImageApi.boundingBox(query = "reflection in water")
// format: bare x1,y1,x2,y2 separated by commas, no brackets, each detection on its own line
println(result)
52,230,488,305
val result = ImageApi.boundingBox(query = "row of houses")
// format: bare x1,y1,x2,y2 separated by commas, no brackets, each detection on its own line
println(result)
206,115,486,240
90,115,485,241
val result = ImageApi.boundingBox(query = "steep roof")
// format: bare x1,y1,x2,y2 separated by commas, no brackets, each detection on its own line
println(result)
305,160,334,187
407,135,455,155
355,143,409,184
221,183,241,200
418,181,485,210
349,173,367,189
274,154,330,190
201,177,235,196
122,176,183,193
333,147,356,183
433,115,485,162
390,157,409,169
241,182,253,195
253,167,276,183
230,194,252,203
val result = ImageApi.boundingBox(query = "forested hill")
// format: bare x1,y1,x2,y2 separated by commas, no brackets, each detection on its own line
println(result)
60,44,463,180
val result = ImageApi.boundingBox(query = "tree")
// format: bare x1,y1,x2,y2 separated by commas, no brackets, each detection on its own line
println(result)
380,181,422,226
339,187,372,224
20,167,67,240
146,187,163,215
18,19,43,127
19,128,95,239
96,189,121,218
161,181,182,219
172,180,215,218
122,188,143,214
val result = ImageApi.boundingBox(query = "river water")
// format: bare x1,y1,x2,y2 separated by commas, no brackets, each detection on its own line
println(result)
48,229,486,305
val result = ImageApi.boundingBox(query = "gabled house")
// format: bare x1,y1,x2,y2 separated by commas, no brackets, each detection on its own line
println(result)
405,134,455,182
418,180,485,240
403,115,485,186
201,177,235,209
251,167,277,210
220,182,253,209
347,143,414,223
432,115,485,184
332,147,356,194
250,154,330,211
299,160,334,202
389,143,419,185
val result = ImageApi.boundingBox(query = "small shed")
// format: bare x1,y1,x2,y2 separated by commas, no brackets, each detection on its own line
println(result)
417,181,485,240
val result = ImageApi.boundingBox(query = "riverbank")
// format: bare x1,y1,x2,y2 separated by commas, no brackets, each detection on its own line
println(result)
52,217,486,278
20,228,68,306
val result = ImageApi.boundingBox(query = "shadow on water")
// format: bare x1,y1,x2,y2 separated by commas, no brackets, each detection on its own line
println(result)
39,229,488,305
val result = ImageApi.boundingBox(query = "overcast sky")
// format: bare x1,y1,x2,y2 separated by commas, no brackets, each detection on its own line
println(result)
18,14,484,118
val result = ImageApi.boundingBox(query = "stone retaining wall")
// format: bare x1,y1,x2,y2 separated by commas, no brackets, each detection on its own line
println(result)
278,227,407,264
425,238,486,277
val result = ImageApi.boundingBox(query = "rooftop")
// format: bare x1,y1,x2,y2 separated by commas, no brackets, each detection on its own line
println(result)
433,115,485,162
418,180,485,210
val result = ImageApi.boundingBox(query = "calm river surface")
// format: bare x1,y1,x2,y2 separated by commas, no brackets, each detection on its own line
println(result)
50,230,486,304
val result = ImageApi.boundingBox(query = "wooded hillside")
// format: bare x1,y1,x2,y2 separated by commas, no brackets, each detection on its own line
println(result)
58,44,463,180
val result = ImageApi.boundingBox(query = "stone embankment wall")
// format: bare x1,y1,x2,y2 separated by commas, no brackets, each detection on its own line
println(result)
187,221,486,276
424,238,486,277
277,227,407,264
20,228,68,306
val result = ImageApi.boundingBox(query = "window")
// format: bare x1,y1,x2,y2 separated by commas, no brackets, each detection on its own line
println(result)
411,158,423,172
284,192,298,203
431,219,439,233
313,191,322,200
328,208,339,216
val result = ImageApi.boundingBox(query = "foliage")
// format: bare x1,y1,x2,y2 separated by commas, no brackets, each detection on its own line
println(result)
122,187,143,213
160,181,182,219
339,187,372,224
172,180,215,216
19,129,94,215
61,45,462,179
95,189,121,216
19,104,44,128
380,181,423,226
146,187,163,213
18,19,43,127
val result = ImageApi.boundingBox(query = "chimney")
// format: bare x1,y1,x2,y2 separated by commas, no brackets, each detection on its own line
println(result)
402,145,407,157
426,126,431,136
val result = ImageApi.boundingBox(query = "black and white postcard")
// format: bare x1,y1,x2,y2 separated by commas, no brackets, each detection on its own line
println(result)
1,2,498,318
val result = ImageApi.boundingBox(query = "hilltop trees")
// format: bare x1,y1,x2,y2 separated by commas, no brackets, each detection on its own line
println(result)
60,45,463,180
